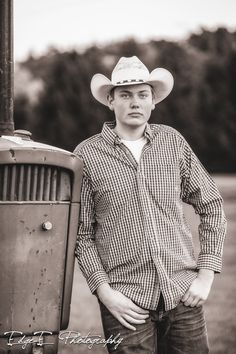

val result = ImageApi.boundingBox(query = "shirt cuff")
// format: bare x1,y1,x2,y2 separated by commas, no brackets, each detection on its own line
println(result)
87,270,110,294
197,253,222,273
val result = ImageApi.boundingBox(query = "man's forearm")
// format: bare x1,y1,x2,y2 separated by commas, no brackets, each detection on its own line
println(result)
198,268,214,279
96,282,112,302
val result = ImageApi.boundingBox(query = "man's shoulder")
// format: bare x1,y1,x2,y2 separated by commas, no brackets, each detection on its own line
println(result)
74,133,102,156
151,124,186,142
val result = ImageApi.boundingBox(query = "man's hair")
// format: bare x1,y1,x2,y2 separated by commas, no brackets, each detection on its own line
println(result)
108,87,116,100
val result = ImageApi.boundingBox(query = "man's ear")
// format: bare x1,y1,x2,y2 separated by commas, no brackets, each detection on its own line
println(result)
107,95,114,111
151,102,155,110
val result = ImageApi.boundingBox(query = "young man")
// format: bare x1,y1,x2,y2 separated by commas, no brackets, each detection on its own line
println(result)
74,56,226,353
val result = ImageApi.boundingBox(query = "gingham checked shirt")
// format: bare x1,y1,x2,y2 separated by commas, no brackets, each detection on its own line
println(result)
74,121,226,311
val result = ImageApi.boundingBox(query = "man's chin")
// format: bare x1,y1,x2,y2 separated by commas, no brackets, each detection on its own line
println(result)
125,118,147,127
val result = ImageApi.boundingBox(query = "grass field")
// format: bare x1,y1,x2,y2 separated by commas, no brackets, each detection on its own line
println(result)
58,175,236,354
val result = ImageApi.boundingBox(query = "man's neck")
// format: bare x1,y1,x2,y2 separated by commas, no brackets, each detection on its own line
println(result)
114,123,146,141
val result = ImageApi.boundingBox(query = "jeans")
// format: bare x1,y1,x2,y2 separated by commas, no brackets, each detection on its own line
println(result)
99,295,209,354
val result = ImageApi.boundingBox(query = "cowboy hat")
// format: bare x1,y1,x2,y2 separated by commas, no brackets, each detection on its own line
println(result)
90,56,174,106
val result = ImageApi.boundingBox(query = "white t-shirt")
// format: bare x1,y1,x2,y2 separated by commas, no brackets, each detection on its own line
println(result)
121,136,147,163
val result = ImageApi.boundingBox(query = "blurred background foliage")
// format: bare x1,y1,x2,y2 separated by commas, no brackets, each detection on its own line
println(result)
14,27,236,172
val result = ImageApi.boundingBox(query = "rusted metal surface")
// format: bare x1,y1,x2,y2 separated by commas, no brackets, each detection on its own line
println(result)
0,165,71,201
0,137,82,202
0,333,58,353
60,202,81,329
0,0,14,135
0,136,83,353
0,203,70,332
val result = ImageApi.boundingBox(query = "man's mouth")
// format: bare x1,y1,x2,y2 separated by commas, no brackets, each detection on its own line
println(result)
128,112,143,117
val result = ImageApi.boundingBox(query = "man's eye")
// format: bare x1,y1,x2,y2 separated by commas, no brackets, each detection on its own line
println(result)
139,94,148,98
121,94,129,98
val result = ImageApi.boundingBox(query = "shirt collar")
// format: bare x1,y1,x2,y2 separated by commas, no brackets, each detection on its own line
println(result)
101,121,154,146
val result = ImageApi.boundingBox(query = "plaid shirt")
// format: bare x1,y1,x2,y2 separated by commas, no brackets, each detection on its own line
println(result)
74,122,226,311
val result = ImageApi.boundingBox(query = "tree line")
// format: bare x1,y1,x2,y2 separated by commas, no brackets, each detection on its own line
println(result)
14,27,236,172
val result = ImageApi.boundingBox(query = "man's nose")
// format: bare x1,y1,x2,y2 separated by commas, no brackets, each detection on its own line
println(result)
130,96,140,108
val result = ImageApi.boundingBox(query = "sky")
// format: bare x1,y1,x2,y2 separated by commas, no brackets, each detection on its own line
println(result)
14,0,236,61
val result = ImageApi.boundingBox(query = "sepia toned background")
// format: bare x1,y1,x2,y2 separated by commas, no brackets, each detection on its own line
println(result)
11,1,236,353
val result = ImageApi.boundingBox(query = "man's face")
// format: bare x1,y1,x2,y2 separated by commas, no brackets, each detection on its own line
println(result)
108,84,155,130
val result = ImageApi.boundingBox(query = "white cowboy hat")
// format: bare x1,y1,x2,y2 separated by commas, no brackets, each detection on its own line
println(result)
90,56,174,106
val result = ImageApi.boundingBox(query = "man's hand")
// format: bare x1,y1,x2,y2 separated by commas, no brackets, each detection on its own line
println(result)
97,283,149,331
181,269,215,307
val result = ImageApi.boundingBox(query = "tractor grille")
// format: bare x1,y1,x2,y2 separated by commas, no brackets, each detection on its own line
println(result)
0,164,71,201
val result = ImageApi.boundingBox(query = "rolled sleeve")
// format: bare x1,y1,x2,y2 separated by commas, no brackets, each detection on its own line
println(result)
87,270,110,294
197,253,223,273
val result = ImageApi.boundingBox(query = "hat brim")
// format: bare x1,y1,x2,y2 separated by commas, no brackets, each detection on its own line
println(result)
90,69,174,106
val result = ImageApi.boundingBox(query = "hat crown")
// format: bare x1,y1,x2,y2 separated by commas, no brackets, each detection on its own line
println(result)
111,56,150,85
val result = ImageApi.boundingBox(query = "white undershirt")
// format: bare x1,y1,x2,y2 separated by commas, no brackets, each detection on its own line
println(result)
121,136,147,163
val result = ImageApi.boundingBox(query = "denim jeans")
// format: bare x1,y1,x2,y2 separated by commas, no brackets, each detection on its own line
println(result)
99,295,209,354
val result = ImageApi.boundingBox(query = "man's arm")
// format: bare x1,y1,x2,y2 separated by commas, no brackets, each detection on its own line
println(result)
75,151,149,329
75,160,109,293
180,140,227,306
